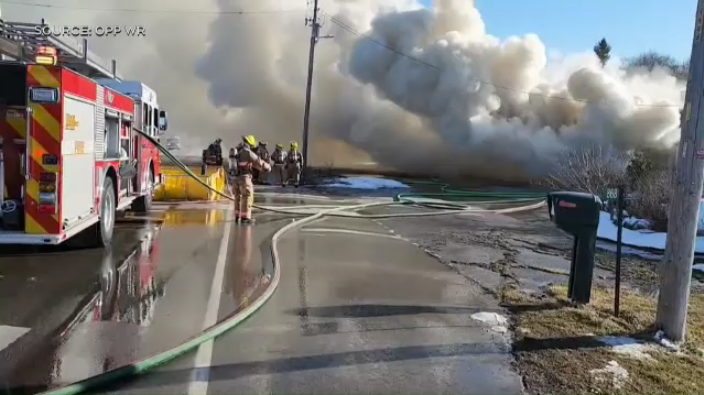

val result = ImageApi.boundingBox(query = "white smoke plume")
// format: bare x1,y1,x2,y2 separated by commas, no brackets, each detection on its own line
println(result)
4,0,685,182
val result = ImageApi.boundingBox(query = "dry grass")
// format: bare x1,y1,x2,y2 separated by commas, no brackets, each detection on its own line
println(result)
504,285,704,394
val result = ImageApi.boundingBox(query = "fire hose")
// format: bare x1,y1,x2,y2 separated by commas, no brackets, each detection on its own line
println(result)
39,131,546,395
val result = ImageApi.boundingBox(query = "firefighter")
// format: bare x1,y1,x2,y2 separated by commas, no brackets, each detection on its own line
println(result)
233,135,270,223
256,142,272,185
271,144,287,186
213,138,223,165
286,141,303,187
203,138,223,166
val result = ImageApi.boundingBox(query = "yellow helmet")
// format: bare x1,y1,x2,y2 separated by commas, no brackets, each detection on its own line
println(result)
276,144,283,149
242,135,256,147
290,141,298,150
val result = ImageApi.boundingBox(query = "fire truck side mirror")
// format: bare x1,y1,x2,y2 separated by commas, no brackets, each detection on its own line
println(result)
158,110,168,132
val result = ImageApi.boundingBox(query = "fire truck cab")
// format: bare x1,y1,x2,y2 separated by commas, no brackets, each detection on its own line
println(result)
0,19,166,247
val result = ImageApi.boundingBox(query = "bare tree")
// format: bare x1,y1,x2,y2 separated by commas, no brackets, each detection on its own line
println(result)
628,168,672,231
625,51,689,80
593,38,612,67
540,143,629,195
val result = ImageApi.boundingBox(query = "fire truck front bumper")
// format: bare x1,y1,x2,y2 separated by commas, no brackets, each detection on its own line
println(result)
0,231,65,245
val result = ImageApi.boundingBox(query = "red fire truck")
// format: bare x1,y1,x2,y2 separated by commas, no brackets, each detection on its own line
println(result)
0,20,167,247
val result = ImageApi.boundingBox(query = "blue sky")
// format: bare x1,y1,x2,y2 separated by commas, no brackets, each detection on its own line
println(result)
421,0,696,61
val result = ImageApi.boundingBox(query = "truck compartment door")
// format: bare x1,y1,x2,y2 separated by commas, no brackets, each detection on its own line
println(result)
60,96,95,225
1,108,27,201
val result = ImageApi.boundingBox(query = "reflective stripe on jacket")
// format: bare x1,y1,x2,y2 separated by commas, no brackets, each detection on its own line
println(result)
287,150,302,164
272,149,287,164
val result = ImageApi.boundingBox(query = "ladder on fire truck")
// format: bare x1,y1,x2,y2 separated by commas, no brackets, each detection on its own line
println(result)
0,18,121,79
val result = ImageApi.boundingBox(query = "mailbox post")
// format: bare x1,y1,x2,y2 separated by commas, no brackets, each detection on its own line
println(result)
547,191,603,304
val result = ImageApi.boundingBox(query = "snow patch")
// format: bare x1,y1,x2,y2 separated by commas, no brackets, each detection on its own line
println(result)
622,217,653,230
325,177,410,190
694,264,704,273
599,337,654,361
596,242,662,261
590,360,629,389
471,312,509,333
654,330,681,352
471,312,508,326
597,212,704,253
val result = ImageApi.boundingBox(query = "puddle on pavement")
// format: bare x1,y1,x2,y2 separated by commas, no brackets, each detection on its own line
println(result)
219,224,273,320
50,230,164,387
161,208,227,228
4,212,291,394
5,227,166,394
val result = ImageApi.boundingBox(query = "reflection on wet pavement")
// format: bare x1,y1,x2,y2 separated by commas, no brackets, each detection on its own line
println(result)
225,225,263,313
160,209,226,228
217,217,292,321
50,231,165,384
5,225,165,393
2,205,254,395
0,221,163,395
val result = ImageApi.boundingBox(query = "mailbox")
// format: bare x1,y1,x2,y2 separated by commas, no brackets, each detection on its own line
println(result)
547,191,603,304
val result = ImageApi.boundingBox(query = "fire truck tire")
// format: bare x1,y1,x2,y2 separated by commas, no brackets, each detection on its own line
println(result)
132,169,154,213
67,177,115,249
93,177,116,247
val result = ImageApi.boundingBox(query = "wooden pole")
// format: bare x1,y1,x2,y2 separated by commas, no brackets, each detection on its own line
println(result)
615,186,623,317
301,0,320,183
655,0,704,342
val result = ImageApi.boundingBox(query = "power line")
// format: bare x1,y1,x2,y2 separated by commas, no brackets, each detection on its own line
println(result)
327,15,682,110
0,0,305,14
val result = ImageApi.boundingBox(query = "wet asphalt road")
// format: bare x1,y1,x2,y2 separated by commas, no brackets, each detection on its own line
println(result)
0,220,158,394
0,204,251,394
0,186,525,394
96,205,523,394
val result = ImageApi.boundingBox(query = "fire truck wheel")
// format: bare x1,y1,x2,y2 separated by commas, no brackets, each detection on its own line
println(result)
132,169,154,213
95,177,116,247
67,177,115,249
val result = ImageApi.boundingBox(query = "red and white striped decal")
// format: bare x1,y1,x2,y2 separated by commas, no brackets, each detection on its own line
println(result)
25,65,62,235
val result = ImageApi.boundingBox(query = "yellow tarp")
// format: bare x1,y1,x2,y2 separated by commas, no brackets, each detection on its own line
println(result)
154,165,226,201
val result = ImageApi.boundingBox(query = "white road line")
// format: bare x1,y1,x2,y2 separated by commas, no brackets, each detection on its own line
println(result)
186,206,233,395
0,325,30,352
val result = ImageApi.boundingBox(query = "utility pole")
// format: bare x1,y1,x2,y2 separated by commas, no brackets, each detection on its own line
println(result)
656,0,704,342
301,0,331,182
300,0,320,182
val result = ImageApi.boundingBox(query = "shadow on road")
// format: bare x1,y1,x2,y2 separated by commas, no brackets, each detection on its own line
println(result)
86,342,506,394
288,304,504,318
